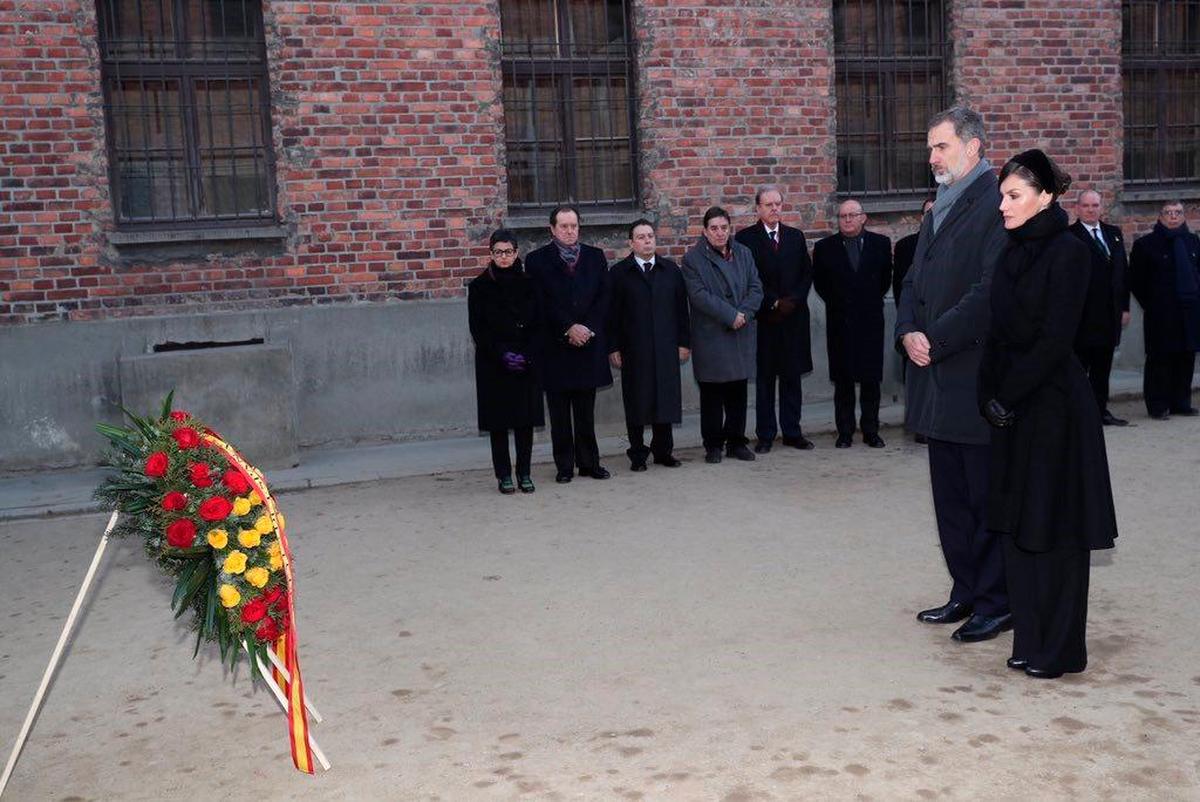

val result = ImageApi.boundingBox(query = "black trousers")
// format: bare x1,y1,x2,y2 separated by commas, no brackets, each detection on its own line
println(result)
698,380,749,450
1075,345,1115,413
627,423,674,464
755,369,803,442
927,438,1008,617
545,388,600,474
1143,351,1197,415
1005,537,1090,673
488,427,533,479
833,380,881,438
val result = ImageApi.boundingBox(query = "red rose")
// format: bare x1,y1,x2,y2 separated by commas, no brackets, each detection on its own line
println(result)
263,586,284,605
188,462,212,488
241,597,268,623
169,410,189,421
222,469,251,494
255,618,280,643
272,591,290,612
172,427,199,449
161,491,187,511
144,451,169,478
197,496,233,521
165,518,196,548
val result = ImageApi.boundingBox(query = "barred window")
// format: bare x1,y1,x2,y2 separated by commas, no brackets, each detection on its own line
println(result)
97,0,277,229
1123,0,1200,187
834,0,950,196
499,0,638,211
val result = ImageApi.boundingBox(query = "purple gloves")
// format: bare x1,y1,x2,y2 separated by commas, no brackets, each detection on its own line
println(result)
502,351,528,373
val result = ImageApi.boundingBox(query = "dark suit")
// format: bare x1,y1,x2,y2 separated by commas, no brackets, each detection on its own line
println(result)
734,222,813,443
813,230,892,438
1068,220,1129,414
526,241,613,474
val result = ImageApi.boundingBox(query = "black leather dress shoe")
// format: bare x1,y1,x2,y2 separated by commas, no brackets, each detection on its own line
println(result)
1006,657,1029,670
555,471,573,484
1171,407,1200,416
705,448,723,464
835,435,852,448
654,455,682,468
951,613,1013,642
726,444,756,461
917,601,972,624
1149,411,1170,420
754,441,772,454
1024,666,1063,679
781,435,815,450
1101,410,1128,426
579,466,610,479
629,461,647,472
864,433,885,448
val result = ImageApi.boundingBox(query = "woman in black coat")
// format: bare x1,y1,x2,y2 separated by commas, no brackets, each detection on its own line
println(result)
467,229,544,494
978,150,1118,679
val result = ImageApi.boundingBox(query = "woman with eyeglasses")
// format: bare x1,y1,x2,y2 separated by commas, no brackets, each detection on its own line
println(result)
468,229,544,494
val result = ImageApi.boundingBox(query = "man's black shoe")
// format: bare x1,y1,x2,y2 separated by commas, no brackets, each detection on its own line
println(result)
654,455,682,468
1101,411,1128,426
1170,407,1199,416
579,466,611,480
753,441,772,454
555,471,573,484
864,433,885,448
629,461,647,472
1006,657,1029,670
781,435,815,450
726,444,756,461
835,435,853,448
917,601,972,624
704,448,723,464
951,613,1013,643
1024,666,1063,679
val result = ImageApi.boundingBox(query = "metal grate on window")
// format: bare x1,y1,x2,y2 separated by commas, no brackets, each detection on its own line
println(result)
499,0,639,211
97,0,277,229
1122,0,1200,187
834,0,950,196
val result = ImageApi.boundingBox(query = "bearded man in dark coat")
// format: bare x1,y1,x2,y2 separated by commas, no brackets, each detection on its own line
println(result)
814,199,893,448
607,219,691,471
1128,200,1200,419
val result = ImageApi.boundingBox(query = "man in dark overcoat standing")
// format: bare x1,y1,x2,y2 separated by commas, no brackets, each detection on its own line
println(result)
893,196,935,305
734,186,815,453
607,219,691,471
1128,199,1200,419
895,107,1012,643
525,205,613,483
1069,189,1131,425
814,199,893,448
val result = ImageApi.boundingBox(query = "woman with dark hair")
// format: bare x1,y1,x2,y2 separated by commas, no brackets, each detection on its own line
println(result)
468,229,544,494
978,149,1118,678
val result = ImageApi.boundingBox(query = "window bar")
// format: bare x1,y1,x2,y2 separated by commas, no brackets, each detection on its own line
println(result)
222,0,244,217
586,1,600,205
619,0,636,206
559,0,576,203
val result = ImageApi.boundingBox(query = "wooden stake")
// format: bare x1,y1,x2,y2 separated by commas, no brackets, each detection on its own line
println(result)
244,643,331,771
0,511,119,799
261,644,324,723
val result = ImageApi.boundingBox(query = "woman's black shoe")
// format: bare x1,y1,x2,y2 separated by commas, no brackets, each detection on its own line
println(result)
518,475,535,493
498,477,516,494
1006,657,1029,670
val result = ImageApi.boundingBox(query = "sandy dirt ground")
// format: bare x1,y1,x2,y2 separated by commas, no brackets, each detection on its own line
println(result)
1,399,1198,801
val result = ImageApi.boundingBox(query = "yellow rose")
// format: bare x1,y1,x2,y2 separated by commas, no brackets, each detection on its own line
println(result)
223,550,247,574
206,528,229,549
254,514,274,535
245,566,269,588
218,584,240,608
249,490,263,506
232,497,252,517
269,552,283,571
237,528,261,549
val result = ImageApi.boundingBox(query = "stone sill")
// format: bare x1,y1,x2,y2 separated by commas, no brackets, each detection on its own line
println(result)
108,224,289,246
845,194,931,215
1119,186,1200,204
504,210,645,230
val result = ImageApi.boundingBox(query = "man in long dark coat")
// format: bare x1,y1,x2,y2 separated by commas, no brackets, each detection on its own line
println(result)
893,197,935,305
1129,200,1200,419
607,219,691,471
896,106,1011,644
814,199,892,448
735,186,815,453
525,205,613,483
1068,189,1131,425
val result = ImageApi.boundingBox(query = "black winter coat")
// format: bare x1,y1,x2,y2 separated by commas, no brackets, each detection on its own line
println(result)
525,242,614,392
978,206,1118,553
606,255,690,426
467,261,545,431
896,167,1009,445
1068,220,1129,350
734,223,814,378
1128,223,1200,354
813,230,893,383
892,232,919,304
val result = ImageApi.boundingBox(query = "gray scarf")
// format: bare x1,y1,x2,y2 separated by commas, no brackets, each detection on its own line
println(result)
931,157,992,235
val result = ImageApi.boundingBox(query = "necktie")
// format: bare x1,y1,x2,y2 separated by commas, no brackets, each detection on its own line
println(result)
640,260,652,272
1092,227,1110,257
769,229,778,252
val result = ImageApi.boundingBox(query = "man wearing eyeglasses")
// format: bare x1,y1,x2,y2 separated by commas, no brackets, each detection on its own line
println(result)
813,200,893,449
1129,200,1200,419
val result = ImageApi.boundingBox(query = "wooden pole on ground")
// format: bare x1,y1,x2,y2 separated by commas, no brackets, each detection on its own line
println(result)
243,642,332,771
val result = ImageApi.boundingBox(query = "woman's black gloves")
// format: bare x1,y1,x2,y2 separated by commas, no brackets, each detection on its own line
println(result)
983,398,1015,428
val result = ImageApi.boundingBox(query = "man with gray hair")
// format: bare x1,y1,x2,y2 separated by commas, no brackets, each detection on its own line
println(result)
896,106,1011,643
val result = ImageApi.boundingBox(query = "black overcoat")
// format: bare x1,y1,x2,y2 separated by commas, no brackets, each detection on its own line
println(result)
977,206,1118,553
896,167,1009,445
734,222,814,378
1068,220,1129,350
892,232,919,304
606,255,691,426
467,261,545,432
525,242,614,392
813,230,893,383
1128,223,1200,354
